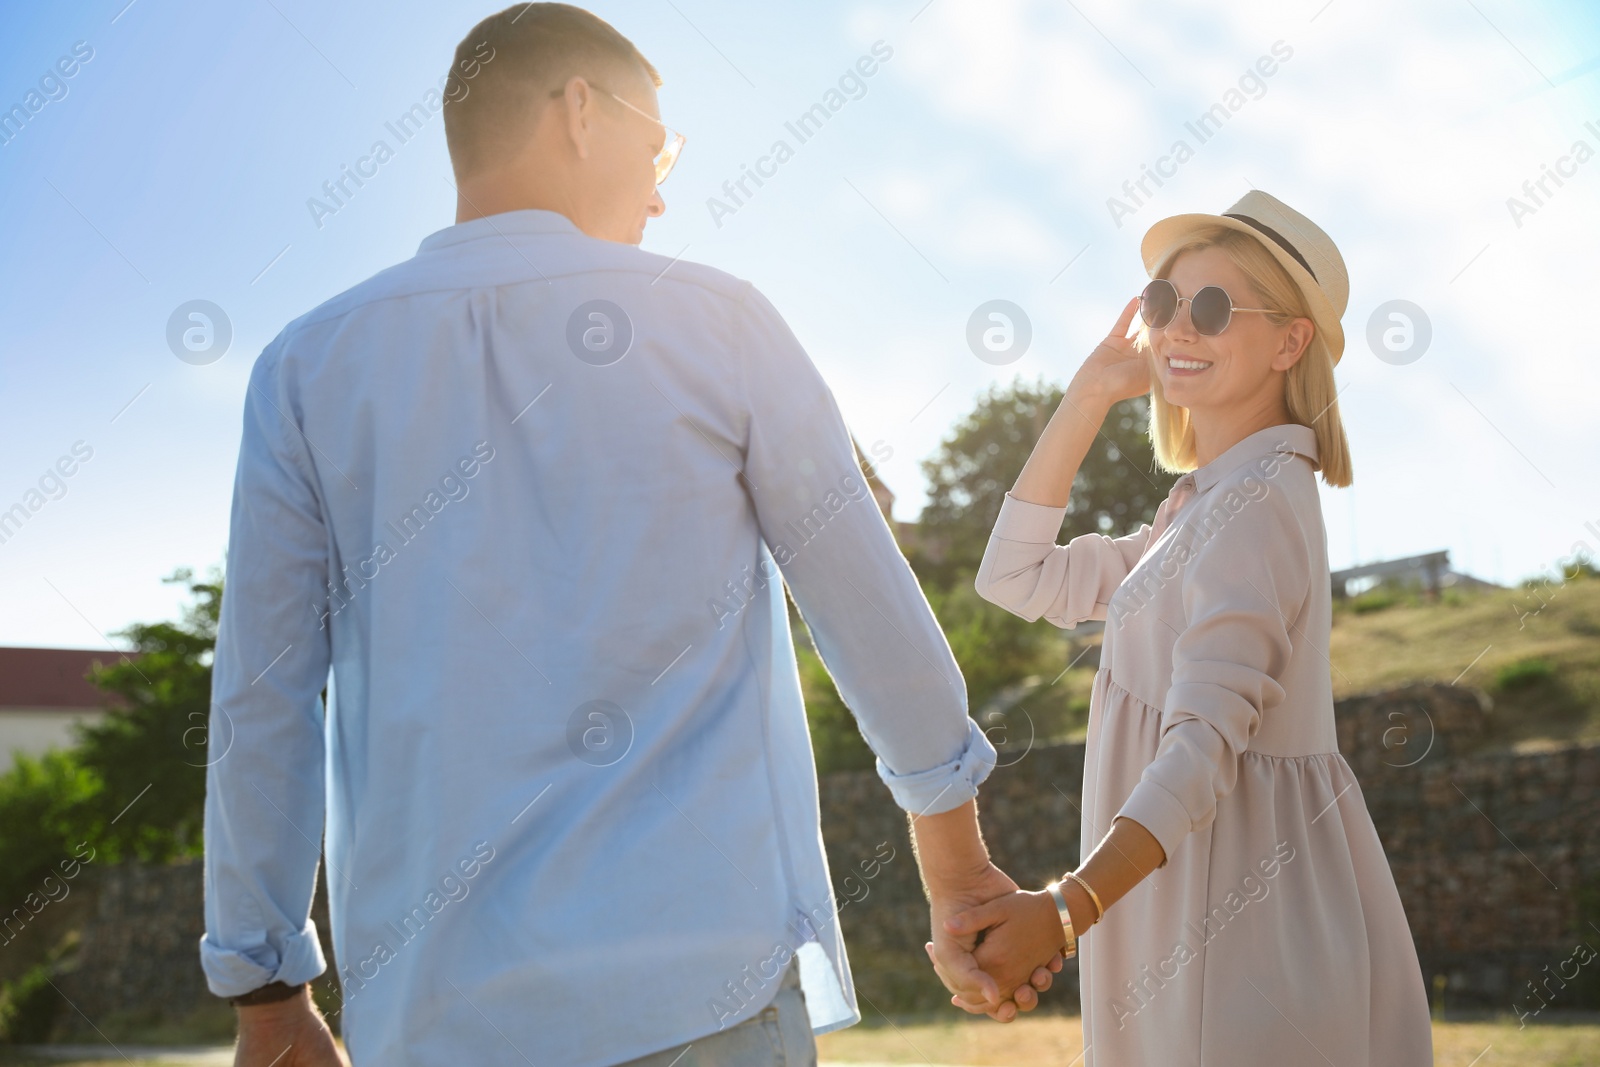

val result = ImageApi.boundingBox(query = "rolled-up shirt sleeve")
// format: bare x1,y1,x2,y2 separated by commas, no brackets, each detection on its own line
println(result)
199,339,333,996
974,491,1161,629
1114,490,1310,867
734,284,995,816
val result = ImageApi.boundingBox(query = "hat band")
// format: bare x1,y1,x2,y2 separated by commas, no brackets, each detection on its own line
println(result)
1223,213,1318,282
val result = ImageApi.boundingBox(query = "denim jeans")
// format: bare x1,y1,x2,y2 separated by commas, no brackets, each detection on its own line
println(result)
609,957,817,1067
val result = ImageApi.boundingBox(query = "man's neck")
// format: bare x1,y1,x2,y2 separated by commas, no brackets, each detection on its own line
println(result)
453,169,576,225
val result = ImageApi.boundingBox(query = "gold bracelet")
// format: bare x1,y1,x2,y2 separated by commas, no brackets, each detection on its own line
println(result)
1045,881,1078,959
1066,871,1104,924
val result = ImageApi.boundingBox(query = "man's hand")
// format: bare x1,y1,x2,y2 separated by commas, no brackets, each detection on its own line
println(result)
923,863,1062,1022
941,889,1067,1021
233,987,348,1067
907,800,1060,1022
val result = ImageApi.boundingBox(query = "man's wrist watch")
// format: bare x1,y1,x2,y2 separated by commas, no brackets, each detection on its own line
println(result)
1045,881,1078,960
229,980,307,1007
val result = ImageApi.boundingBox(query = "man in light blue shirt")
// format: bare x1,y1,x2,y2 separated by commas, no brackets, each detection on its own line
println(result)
201,6,1057,1064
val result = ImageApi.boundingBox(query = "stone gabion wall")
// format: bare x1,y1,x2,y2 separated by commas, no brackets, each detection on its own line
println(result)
52,859,334,1038
817,683,1600,1015
47,685,1600,1033
53,860,211,1030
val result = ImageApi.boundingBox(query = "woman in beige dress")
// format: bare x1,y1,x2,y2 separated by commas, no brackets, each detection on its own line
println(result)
944,191,1434,1065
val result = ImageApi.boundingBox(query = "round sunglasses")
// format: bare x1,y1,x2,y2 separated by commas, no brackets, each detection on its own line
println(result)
1138,278,1276,337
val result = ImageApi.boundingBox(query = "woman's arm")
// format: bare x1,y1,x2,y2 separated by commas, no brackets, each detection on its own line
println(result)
946,813,1167,954
1078,814,1168,916
1011,379,1113,507
973,298,1158,626
1012,296,1149,507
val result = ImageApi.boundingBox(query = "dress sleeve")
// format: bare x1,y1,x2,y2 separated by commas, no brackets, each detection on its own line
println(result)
1113,488,1311,868
974,491,1166,629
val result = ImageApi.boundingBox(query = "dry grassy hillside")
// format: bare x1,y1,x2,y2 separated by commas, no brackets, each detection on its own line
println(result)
1328,575,1600,751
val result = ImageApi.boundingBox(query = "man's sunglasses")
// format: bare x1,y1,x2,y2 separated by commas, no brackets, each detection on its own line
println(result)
1138,278,1276,337
548,84,687,186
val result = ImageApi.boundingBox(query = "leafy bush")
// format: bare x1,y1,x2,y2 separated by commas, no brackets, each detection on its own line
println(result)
1350,587,1401,614
0,962,64,1043
1493,656,1555,692
0,749,97,924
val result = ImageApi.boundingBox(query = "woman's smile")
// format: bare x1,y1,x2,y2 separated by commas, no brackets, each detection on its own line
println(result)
1166,354,1213,375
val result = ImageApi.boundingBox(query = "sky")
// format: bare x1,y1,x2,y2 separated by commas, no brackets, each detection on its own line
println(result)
2,0,1597,649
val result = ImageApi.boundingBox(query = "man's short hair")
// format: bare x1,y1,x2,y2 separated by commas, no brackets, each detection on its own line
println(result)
443,3,661,178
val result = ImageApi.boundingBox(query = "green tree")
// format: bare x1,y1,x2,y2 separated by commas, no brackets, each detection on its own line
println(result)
912,378,1175,586
72,566,222,862
923,581,1056,711
0,567,221,949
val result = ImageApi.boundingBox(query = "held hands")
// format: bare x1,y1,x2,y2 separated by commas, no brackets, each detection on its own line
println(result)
923,862,1063,1023
941,889,1073,1019
916,810,1144,1025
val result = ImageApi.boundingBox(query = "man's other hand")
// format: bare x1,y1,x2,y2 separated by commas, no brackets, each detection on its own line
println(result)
233,987,348,1067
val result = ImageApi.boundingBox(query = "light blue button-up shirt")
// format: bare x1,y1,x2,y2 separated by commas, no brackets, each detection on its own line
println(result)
199,208,997,1066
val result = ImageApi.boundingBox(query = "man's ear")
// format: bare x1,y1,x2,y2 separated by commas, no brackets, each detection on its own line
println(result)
556,75,597,162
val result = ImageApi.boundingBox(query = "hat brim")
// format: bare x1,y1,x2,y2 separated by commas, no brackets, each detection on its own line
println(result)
1140,212,1344,364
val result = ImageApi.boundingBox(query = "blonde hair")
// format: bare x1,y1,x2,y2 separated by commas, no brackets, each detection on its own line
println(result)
1137,225,1352,488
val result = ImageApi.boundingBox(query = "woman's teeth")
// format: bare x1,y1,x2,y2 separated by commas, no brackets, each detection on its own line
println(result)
1168,356,1212,371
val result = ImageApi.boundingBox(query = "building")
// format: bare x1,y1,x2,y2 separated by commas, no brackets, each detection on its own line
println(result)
1331,550,1500,601
0,647,134,763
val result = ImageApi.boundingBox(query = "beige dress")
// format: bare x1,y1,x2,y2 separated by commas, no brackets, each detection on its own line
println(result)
975,423,1433,1066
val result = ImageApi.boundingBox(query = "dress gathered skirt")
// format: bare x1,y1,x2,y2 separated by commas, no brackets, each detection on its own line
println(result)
974,424,1433,1066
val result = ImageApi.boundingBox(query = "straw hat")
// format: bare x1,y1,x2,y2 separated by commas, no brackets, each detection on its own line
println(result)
1139,190,1349,363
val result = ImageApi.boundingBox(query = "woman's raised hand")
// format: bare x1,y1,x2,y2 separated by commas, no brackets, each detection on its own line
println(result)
1072,296,1152,408
1008,295,1153,509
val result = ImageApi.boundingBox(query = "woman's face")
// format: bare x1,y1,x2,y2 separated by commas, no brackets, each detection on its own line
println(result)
1147,245,1309,414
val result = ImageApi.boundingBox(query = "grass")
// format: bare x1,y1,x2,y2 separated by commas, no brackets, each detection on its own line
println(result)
4,1014,1596,1066
814,1010,1600,1065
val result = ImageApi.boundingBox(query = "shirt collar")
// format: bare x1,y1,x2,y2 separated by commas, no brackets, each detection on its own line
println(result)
416,208,583,254
1183,422,1319,495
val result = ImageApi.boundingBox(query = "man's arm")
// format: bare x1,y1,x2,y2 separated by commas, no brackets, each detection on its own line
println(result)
199,341,342,1063
732,284,986,801
731,284,1050,1014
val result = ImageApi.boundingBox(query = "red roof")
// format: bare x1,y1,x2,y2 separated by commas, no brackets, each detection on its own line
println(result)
0,647,140,710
